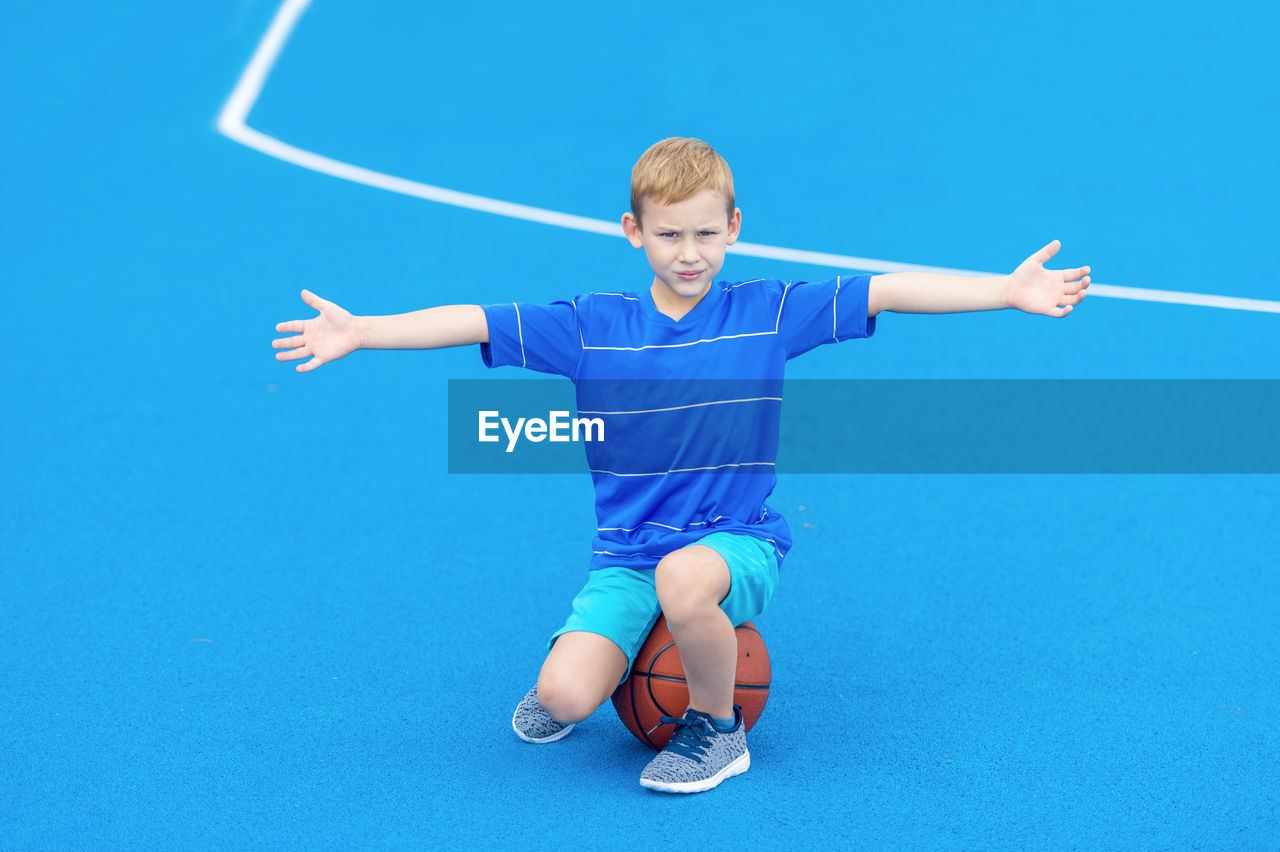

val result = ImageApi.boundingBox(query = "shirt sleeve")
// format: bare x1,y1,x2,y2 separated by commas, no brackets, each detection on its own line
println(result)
776,274,876,359
479,300,582,378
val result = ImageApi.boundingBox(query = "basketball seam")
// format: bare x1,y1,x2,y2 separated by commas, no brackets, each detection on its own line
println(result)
642,640,680,749
631,672,770,690
624,657,650,750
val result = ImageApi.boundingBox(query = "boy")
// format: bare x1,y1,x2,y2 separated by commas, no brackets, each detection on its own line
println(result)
273,137,1090,794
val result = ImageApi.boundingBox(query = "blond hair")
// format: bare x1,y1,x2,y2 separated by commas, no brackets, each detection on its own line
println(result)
630,137,735,223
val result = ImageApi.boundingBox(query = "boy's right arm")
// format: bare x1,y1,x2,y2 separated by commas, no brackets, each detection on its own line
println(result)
273,289,489,373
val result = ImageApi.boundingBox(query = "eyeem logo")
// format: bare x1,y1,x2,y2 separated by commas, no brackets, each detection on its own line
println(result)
478,411,605,453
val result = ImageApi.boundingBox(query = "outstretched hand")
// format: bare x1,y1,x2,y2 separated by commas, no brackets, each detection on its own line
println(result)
272,290,361,373
1008,240,1091,317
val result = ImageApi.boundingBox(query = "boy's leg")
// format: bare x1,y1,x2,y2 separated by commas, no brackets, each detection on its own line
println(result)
653,544,736,719
536,631,628,724
525,565,663,731
641,534,778,793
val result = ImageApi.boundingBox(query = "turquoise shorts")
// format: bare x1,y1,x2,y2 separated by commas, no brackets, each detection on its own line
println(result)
549,532,780,680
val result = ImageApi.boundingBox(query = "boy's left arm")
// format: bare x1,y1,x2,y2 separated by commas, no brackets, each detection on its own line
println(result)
867,240,1090,318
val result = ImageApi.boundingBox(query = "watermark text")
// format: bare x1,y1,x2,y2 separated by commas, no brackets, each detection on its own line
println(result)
477,410,605,453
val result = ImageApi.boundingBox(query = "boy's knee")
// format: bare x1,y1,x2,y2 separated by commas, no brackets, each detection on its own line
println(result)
536,669,604,724
655,546,730,623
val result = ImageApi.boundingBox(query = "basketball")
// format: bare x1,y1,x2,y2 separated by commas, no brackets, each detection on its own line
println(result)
611,615,771,750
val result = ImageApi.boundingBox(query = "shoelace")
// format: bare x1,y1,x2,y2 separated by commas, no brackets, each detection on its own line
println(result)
657,714,716,760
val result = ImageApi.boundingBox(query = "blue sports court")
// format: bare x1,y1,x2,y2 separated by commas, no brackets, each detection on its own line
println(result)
2,1,1277,847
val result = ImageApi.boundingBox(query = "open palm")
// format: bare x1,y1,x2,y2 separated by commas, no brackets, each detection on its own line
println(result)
1008,240,1091,317
272,289,361,373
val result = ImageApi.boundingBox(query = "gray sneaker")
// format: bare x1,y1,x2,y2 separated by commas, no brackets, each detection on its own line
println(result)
511,686,575,743
638,706,750,793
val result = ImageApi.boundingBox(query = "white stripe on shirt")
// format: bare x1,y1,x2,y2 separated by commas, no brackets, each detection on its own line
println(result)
589,462,776,477
833,275,840,343
582,330,775,352
598,517,724,533
512,302,526,368
577,397,782,416
775,281,793,333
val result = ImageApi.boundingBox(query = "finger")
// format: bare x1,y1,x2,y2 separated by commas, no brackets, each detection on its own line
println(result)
301,289,331,312
1033,239,1062,264
1062,265,1090,282
1055,304,1073,318
1055,286,1088,306
272,335,306,350
297,355,325,373
276,346,311,361
276,320,306,333
1062,276,1090,297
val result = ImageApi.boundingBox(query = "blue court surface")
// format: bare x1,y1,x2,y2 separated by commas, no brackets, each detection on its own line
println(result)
3,1,1278,848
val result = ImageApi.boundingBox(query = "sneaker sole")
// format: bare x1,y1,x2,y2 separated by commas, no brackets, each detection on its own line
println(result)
639,749,750,794
511,715,575,744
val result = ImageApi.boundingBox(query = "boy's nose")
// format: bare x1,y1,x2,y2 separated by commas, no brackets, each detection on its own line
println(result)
679,238,700,262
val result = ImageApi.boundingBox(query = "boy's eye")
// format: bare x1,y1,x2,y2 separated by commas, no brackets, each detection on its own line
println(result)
698,231,718,237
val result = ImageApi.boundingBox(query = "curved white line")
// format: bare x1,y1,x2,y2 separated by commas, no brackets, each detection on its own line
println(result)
217,0,1280,315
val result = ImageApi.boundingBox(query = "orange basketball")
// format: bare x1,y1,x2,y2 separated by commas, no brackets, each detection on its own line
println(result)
611,615,770,750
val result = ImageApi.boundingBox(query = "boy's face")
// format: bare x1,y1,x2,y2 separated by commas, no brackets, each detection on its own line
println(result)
622,188,742,316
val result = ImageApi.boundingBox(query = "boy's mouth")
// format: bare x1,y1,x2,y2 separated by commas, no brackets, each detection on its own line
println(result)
676,271,703,281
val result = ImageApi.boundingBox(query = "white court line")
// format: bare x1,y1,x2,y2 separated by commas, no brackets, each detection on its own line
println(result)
217,0,1280,315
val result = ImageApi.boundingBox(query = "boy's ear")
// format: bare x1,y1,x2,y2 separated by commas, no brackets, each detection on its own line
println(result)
726,208,742,245
621,211,644,249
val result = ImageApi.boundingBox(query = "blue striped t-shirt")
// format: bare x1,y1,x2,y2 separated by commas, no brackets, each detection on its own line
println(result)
480,275,875,571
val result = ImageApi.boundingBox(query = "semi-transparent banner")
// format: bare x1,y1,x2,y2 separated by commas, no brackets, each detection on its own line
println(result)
447,379,1280,474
